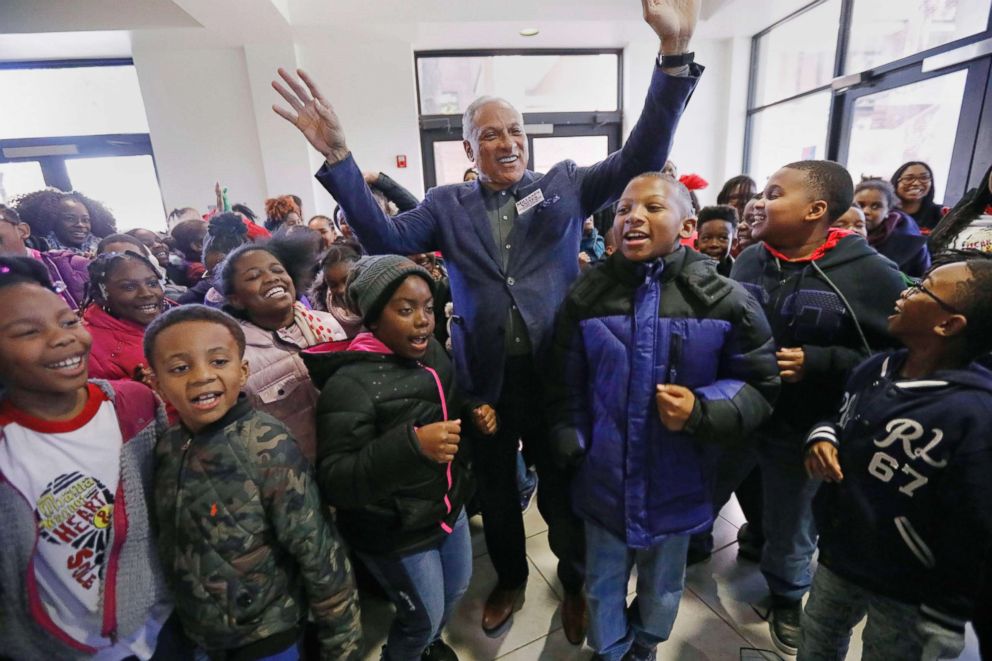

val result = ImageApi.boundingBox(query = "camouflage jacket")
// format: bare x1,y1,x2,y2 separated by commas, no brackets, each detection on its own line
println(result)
153,396,361,659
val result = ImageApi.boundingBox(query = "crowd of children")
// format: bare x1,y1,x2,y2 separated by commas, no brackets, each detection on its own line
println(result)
2,90,992,661
0,156,988,660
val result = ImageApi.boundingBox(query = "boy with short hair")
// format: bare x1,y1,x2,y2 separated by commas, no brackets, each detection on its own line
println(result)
695,205,738,276
728,160,907,654
801,255,992,660
144,305,362,660
550,172,780,661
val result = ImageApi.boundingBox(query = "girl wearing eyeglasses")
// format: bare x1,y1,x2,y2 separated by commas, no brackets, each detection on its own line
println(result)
890,161,944,232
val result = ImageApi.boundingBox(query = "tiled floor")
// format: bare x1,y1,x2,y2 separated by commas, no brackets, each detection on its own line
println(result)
358,497,983,660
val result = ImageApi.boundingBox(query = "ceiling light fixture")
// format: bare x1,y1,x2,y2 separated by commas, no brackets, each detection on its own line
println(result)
519,28,540,37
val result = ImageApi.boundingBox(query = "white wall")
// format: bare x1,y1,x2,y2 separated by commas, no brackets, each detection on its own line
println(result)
127,20,744,223
131,39,270,219
295,24,426,216
622,36,735,207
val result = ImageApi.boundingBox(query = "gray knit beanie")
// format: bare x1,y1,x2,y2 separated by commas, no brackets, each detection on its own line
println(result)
346,255,435,323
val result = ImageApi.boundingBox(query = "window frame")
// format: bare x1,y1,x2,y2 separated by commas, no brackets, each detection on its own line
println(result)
743,0,992,203
414,48,624,190
0,58,162,197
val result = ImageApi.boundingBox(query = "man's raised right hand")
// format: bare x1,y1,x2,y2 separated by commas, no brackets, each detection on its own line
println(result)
272,68,351,164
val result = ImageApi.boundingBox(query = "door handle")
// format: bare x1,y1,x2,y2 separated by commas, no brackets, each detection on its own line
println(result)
922,37,992,73
830,71,868,92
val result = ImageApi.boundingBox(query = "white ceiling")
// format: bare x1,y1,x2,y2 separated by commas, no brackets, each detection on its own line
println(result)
0,0,813,61
0,0,200,33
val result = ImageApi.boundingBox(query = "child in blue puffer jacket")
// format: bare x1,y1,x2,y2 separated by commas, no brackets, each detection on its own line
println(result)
548,172,780,661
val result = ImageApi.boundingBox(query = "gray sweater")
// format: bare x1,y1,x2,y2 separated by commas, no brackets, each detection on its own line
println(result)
0,380,171,660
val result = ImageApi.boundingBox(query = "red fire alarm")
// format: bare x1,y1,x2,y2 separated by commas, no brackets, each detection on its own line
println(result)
396,154,408,168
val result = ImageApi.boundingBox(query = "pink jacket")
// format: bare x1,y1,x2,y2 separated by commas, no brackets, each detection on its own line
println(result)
239,308,345,462
83,306,148,381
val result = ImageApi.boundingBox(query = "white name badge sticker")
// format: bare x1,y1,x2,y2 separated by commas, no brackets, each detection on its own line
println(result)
515,189,545,215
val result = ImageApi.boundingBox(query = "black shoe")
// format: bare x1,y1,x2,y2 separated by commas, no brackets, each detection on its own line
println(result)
421,638,458,661
623,640,657,661
769,596,801,656
736,523,764,563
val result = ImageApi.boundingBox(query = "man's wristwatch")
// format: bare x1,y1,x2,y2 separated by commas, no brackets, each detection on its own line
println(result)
657,52,695,68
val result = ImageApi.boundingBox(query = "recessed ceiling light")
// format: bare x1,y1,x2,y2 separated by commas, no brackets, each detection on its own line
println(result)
519,28,540,37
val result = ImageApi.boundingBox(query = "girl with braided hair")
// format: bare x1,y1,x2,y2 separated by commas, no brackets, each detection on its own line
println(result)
12,189,117,255
82,250,173,382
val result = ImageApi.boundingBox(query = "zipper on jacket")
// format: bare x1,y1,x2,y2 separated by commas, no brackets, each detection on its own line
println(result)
667,331,683,384
418,362,455,534
174,434,193,540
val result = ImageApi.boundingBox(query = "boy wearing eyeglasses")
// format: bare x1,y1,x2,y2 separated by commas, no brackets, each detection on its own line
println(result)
801,254,992,660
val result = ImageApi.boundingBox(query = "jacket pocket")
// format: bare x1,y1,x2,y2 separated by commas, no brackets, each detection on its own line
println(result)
394,495,443,530
229,573,276,626
893,516,936,568
227,546,277,625
256,373,306,405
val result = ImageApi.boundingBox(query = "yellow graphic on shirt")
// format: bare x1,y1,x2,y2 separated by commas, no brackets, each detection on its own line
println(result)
35,471,115,590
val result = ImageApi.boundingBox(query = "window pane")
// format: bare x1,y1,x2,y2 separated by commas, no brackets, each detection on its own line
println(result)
846,0,991,73
66,156,165,232
0,65,149,140
0,162,46,205
752,0,841,107
749,91,832,187
532,136,609,175
418,54,618,115
432,141,475,186
845,70,967,204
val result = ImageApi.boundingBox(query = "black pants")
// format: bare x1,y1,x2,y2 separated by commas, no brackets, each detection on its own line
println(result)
474,356,585,593
689,452,765,553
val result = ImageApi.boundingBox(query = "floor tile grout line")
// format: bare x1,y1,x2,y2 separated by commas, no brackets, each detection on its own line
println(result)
684,541,772,651
683,581,758,650
526,547,565,601
718,512,744,528
492,626,571,661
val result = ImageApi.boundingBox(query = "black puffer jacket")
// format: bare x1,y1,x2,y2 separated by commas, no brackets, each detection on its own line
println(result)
304,332,478,555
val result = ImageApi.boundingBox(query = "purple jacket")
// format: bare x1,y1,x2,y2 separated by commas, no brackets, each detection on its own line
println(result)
30,248,90,310
871,210,931,278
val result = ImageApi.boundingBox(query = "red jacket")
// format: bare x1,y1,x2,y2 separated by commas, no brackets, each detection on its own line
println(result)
83,306,148,382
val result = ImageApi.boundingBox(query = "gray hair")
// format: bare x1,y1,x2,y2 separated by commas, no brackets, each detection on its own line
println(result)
462,95,518,142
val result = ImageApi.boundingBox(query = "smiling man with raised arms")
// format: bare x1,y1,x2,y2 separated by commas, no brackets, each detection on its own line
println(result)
272,0,703,642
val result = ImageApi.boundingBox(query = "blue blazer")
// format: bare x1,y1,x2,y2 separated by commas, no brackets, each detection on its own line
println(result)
315,64,702,402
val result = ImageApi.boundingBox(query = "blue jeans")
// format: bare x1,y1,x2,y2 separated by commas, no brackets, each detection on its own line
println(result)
799,565,923,660
357,510,472,661
585,520,689,661
713,432,819,601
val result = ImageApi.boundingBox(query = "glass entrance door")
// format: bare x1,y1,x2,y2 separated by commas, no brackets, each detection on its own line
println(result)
836,56,990,205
